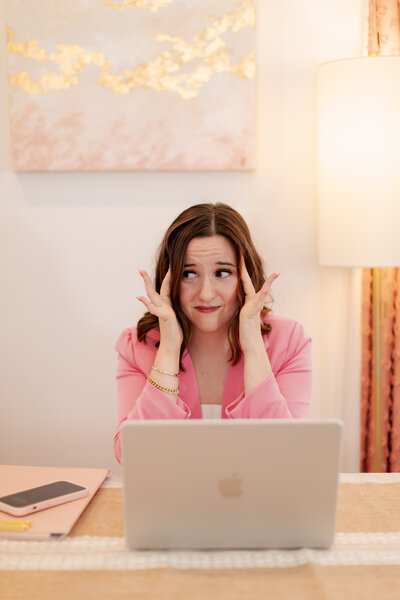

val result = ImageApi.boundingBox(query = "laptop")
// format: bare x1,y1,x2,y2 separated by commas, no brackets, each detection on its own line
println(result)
121,419,343,550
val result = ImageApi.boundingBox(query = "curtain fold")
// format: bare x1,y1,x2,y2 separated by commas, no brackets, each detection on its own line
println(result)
361,0,400,472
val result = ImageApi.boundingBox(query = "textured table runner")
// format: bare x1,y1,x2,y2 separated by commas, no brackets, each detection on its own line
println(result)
1,483,400,571
2,532,400,570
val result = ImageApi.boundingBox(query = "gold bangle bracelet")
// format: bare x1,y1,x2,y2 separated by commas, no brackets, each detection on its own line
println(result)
147,375,180,396
151,365,179,377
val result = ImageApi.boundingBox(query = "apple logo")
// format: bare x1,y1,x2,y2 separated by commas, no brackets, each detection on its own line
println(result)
218,473,243,498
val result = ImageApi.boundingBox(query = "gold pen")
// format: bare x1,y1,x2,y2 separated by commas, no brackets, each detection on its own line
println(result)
0,519,32,532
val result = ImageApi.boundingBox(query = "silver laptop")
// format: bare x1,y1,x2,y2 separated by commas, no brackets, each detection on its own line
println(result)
121,419,342,550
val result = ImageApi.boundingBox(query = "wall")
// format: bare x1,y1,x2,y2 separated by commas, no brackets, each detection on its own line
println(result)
0,0,366,474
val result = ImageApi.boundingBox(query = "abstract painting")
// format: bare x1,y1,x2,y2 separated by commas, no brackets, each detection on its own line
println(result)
5,0,256,171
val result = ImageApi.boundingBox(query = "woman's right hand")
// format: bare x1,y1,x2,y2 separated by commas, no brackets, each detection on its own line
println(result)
137,269,183,351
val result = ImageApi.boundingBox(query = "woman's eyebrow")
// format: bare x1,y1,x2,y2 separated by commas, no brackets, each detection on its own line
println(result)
183,261,237,267
216,261,236,267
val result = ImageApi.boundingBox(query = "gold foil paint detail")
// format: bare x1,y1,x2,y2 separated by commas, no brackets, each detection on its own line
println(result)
106,0,173,12
7,0,255,99
7,28,113,95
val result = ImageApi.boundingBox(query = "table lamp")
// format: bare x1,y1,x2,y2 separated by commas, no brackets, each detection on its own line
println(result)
316,56,400,472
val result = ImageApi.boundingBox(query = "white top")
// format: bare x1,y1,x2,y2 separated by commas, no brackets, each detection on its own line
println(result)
201,404,222,419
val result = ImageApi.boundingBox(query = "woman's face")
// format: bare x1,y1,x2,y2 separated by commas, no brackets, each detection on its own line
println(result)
179,235,239,336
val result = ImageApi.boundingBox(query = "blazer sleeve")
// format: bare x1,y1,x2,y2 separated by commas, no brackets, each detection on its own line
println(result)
114,328,191,464
224,320,312,419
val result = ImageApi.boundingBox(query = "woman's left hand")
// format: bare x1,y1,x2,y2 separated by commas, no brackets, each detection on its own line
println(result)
239,256,279,353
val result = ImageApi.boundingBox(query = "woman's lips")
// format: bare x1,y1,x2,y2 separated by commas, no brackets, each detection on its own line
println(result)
195,306,220,313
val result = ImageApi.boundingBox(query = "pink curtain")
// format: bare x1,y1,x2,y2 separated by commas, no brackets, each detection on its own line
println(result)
367,0,400,55
361,1,400,472
361,269,400,471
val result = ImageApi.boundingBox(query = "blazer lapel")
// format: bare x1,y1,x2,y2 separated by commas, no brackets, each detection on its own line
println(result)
221,333,270,416
180,349,202,419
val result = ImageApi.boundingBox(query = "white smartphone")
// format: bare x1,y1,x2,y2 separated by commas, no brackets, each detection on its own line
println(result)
0,480,89,516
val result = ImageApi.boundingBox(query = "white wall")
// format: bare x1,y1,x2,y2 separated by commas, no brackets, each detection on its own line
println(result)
0,0,366,475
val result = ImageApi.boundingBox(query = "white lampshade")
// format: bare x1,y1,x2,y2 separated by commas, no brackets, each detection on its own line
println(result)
317,56,400,267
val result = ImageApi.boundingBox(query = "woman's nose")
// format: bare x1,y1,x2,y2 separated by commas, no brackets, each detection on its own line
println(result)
198,277,215,301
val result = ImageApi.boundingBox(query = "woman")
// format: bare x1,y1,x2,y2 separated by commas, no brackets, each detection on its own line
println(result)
114,203,311,463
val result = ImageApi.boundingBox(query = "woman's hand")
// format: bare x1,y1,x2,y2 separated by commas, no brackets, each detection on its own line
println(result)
137,269,183,351
239,257,279,354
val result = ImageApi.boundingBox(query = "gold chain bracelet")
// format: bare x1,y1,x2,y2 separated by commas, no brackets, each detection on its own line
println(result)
147,375,180,395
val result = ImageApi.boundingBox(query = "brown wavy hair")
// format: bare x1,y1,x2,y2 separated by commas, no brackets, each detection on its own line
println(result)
137,203,272,366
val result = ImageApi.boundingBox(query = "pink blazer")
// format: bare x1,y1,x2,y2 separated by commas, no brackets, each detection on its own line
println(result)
114,314,312,463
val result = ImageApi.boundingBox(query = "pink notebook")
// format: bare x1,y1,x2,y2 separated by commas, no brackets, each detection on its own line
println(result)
0,465,109,540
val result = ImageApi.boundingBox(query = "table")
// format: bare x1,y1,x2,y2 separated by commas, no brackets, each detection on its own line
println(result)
1,474,400,600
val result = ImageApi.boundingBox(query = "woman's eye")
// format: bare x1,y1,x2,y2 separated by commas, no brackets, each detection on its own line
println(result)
216,269,232,278
183,270,196,280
